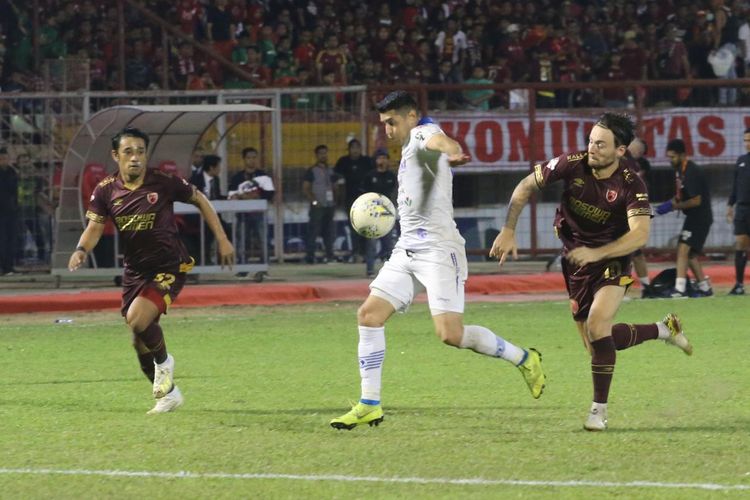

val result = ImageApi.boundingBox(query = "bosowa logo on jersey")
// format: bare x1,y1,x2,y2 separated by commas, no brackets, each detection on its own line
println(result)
606,189,618,203
147,192,159,204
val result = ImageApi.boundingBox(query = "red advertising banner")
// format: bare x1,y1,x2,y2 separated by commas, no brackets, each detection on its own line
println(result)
433,109,750,171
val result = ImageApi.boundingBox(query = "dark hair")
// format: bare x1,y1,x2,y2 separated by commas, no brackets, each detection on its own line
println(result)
745,127,750,135
666,138,686,154
375,90,418,114
348,138,361,149
314,144,328,154
202,154,222,170
242,147,258,157
112,126,150,151
0,147,7,155
595,112,635,148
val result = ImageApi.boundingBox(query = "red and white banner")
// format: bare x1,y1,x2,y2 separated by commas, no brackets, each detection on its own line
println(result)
433,108,750,171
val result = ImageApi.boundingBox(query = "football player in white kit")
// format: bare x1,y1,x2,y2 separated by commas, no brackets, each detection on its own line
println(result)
330,91,546,430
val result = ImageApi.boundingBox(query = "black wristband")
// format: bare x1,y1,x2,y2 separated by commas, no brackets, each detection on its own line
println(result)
76,245,87,253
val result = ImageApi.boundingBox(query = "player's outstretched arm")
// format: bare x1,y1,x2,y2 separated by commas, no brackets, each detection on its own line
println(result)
191,190,236,269
490,173,539,266
68,220,105,271
425,133,471,166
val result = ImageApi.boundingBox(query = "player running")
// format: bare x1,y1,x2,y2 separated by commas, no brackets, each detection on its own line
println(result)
68,127,234,414
491,113,692,431
330,91,545,430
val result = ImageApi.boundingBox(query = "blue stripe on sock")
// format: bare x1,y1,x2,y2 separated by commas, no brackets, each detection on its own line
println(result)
517,349,529,367
360,399,380,405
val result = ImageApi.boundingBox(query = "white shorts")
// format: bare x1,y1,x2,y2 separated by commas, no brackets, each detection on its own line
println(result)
369,244,468,315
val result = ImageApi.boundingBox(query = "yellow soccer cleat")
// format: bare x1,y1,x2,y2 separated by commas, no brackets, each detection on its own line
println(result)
330,402,384,430
663,313,693,356
518,348,546,399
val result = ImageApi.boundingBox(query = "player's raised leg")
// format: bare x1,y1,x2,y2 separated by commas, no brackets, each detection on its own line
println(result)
330,294,394,430
610,313,692,355
434,312,545,399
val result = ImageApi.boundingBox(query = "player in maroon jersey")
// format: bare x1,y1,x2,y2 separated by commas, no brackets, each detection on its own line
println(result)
490,113,692,431
68,127,235,414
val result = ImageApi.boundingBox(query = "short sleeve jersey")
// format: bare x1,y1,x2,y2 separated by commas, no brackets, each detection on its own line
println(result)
534,151,651,252
396,123,464,250
677,161,713,221
86,169,195,274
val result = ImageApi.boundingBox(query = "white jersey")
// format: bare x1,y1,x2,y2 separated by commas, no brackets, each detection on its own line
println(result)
395,123,465,250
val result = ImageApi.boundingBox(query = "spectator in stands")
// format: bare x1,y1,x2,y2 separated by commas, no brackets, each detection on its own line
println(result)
435,17,467,73
228,147,275,263
15,152,48,262
361,149,397,278
206,0,236,59
0,147,18,275
125,39,157,90
335,139,373,263
302,144,343,264
431,60,463,110
171,41,199,90
315,34,347,84
463,65,494,111
293,29,317,71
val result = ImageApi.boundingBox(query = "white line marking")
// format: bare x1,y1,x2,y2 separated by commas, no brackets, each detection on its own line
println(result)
0,468,747,491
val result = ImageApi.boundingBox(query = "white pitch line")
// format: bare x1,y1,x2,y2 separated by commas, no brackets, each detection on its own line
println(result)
0,468,748,491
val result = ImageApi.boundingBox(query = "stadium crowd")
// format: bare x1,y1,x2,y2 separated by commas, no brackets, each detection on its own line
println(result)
0,0,749,107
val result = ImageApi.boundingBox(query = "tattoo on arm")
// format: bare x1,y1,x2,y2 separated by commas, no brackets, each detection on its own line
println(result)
505,175,539,230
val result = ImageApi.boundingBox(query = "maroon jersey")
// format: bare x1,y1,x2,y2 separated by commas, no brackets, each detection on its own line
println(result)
534,151,651,253
86,169,195,273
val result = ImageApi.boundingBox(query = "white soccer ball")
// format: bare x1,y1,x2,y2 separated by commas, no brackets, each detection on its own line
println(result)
350,192,396,239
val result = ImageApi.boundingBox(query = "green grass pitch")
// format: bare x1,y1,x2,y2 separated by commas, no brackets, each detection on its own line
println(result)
0,296,748,498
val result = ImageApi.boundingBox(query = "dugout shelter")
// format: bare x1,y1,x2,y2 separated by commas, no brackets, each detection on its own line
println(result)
51,104,276,281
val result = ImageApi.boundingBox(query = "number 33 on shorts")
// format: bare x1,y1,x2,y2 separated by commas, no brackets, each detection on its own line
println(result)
154,273,176,290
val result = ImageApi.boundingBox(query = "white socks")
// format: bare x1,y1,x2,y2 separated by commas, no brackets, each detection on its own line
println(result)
656,321,671,339
358,326,385,404
675,277,687,293
639,277,650,286
460,325,526,366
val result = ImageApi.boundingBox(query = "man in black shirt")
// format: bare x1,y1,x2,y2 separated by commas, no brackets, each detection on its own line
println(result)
361,149,398,277
0,148,18,275
334,139,373,262
228,147,275,263
726,128,750,294
655,139,714,297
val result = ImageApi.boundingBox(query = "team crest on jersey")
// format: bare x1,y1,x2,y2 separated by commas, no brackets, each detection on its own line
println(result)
572,178,584,188
606,189,618,203
147,192,159,204
545,156,560,170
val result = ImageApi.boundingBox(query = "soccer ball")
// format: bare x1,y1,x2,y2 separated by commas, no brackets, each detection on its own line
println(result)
350,192,396,239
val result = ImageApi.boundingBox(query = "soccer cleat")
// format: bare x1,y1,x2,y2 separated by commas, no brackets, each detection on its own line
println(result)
662,313,693,356
667,288,689,299
583,402,608,431
641,284,656,299
517,348,545,399
330,402,384,430
153,354,175,399
729,283,745,295
147,385,184,415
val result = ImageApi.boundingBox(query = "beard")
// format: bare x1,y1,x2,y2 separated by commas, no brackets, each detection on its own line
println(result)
589,157,616,170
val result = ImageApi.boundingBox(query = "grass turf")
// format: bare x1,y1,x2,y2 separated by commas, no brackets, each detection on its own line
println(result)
0,296,748,499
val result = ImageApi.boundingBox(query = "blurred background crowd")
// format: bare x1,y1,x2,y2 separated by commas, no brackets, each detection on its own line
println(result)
0,0,749,108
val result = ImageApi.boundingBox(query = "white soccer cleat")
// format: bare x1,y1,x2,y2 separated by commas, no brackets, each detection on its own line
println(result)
147,385,184,415
583,402,608,431
662,313,693,356
153,354,175,399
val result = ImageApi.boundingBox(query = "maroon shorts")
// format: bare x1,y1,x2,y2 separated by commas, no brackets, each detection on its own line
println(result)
121,267,188,317
561,255,634,321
